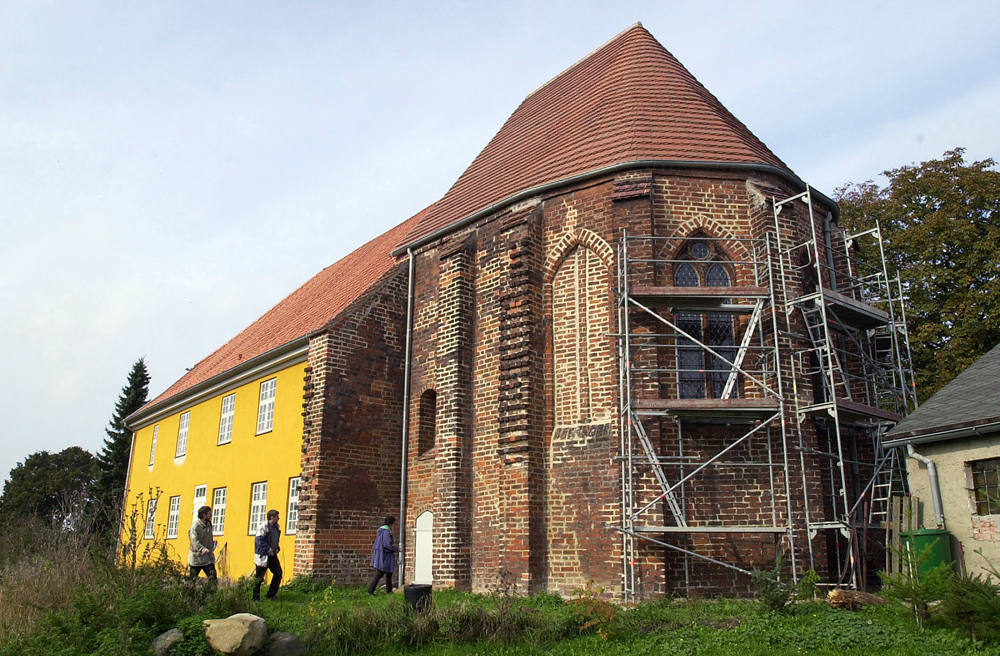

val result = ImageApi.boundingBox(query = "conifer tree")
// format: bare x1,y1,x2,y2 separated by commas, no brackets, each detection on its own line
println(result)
94,358,150,524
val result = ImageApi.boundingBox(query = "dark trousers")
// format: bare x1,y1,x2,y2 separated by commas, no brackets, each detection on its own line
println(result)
253,555,282,600
368,568,393,594
189,563,217,580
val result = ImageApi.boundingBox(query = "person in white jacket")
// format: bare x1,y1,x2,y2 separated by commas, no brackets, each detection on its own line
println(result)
188,506,217,581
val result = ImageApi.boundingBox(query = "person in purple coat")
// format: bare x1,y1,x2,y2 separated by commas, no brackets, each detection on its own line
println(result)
368,515,400,594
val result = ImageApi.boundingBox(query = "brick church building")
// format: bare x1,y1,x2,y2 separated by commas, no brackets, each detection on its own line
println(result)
131,23,909,599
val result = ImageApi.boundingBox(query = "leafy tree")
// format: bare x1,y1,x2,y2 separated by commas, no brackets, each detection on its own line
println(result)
836,148,1000,401
94,358,150,522
0,447,97,523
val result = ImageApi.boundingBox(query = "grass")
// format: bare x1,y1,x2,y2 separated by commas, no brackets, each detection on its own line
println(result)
0,518,997,656
243,585,1000,656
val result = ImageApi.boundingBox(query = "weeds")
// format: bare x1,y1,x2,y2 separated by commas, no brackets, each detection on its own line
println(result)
569,581,618,639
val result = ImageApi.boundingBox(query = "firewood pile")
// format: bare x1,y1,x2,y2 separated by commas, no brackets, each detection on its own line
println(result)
827,589,889,610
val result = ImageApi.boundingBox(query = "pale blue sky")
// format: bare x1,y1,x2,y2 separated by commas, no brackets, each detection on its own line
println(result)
1,0,998,482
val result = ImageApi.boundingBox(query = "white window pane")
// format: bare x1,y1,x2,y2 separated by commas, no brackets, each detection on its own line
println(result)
176,412,190,457
149,426,158,466
249,482,267,533
286,477,300,534
193,485,207,522
218,394,235,445
144,499,157,540
256,379,276,434
212,487,227,534
166,496,181,539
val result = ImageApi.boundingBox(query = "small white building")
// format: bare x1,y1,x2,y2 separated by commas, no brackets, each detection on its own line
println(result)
884,343,1000,577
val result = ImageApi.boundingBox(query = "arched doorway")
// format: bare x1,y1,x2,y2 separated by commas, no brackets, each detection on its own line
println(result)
413,510,434,584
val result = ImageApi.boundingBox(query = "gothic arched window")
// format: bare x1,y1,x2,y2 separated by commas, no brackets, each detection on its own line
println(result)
673,242,737,399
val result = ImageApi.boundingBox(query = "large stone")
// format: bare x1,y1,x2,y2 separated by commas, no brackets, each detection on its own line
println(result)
203,613,267,656
265,632,306,656
152,628,184,655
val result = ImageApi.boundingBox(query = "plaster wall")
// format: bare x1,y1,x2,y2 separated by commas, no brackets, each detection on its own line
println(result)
905,435,1000,577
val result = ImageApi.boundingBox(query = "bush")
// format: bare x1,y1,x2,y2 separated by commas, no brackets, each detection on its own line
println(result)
283,574,329,595
878,541,953,627
750,557,795,612
941,573,1000,643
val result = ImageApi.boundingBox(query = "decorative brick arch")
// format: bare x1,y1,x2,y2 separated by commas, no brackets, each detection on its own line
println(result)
665,215,750,262
544,228,615,284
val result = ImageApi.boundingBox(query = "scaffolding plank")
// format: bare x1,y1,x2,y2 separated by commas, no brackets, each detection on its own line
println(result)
800,399,902,423
822,288,890,330
836,398,902,423
633,525,788,534
631,286,769,310
634,397,779,419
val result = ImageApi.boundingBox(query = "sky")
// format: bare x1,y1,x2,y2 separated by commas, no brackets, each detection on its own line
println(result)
1,0,998,484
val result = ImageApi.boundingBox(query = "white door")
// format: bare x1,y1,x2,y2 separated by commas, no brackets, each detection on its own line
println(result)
413,511,434,584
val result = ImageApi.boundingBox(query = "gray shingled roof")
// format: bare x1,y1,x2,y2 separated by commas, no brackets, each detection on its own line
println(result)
884,342,1000,445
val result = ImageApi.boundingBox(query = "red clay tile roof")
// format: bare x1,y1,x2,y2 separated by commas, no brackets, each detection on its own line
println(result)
138,208,428,416
400,23,790,248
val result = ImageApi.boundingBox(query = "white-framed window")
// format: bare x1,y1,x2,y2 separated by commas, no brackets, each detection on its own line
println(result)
256,378,276,434
166,496,181,539
249,481,267,533
193,485,207,523
218,394,235,445
149,425,158,466
175,411,190,457
144,498,158,540
212,487,227,534
286,477,300,534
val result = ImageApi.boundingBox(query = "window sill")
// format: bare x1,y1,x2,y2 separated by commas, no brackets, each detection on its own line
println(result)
255,429,273,437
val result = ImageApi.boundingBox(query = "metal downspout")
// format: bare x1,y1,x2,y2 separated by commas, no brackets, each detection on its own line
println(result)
398,248,416,587
906,444,945,528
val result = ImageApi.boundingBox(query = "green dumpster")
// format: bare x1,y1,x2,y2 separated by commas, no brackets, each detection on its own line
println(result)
899,528,952,578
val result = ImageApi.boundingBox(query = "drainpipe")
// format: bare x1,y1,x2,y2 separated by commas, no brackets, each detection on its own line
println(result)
906,444,945,529
398,248,416,587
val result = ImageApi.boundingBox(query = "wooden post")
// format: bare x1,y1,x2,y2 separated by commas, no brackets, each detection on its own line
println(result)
886,497,904,574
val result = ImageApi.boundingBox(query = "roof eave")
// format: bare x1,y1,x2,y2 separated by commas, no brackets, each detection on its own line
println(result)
883,418,1000,448
391,159,839,257
125,336,310,431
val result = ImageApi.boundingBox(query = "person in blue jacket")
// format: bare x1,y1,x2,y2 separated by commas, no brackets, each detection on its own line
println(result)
368,515,400,594
252,509,282,601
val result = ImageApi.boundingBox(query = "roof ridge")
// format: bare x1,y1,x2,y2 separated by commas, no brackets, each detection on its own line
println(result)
524,22,644,102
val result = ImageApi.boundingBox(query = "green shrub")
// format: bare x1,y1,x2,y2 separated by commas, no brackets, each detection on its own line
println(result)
169,616,212,656
284,574,329,595
878,541,953,627
941,573,1000,643
750,557,795,612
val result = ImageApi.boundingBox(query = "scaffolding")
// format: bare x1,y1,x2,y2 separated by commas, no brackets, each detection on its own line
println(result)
613,185,916,600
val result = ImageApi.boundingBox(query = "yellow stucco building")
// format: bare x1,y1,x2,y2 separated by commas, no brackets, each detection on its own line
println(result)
124,213,422,580
125,348,306,578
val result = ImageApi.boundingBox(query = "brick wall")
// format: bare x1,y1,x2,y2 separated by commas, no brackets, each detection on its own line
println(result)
294,267,408,583
399,165,854,597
